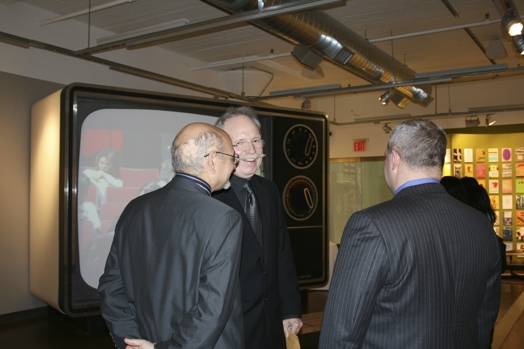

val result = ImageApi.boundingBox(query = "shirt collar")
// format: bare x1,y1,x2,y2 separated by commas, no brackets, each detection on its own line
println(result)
394,178,440,196
176,173,211,196
231,174,252,192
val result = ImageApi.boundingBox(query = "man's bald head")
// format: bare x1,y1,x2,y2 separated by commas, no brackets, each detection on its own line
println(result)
171,122,232,176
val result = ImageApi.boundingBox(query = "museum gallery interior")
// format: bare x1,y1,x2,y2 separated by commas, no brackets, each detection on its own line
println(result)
1,1,524,348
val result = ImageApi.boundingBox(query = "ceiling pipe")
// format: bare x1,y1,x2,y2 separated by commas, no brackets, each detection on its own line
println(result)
3,30,522,104
330,104,524,126
205,0,433,108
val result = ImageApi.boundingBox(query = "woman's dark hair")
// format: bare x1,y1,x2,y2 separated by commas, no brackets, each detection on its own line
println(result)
440,176,468,204
460,176,479,188
465,184,496,224
95,148,121,179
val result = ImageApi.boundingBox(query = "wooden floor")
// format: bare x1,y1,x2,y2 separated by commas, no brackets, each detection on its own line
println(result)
0,282,523,349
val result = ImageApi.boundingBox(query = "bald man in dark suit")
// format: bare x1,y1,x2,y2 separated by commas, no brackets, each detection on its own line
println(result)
99,123,244,349
319,119,501,349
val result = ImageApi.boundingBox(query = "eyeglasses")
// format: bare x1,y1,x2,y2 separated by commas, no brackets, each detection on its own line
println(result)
204,151,240,165
233,138,265,151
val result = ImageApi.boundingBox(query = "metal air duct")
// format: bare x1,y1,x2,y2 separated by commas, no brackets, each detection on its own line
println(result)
206,0,433,107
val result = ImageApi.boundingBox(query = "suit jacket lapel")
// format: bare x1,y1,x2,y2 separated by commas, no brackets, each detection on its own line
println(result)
252,176,271,262
217,187,264,260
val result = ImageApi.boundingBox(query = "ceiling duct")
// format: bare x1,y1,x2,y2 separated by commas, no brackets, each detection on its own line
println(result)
292,45,323,69
205,0,433,107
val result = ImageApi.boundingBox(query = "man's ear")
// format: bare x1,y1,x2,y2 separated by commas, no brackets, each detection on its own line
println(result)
390,149,401,171
206,151,218,175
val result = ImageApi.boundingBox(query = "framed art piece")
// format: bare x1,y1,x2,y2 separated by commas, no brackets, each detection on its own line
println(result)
488,148,498,162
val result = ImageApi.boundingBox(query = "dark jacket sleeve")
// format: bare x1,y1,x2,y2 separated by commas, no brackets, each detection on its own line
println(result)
98,241,141,349
272,180,302,320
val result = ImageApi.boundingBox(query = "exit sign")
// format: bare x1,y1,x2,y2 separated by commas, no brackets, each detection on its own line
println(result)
353,139,367,152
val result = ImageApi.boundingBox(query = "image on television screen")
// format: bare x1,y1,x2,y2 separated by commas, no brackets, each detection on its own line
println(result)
77,109,218,289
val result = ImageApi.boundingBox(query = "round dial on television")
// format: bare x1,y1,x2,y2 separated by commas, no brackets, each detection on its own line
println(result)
283,124,318,169
283,176,318,221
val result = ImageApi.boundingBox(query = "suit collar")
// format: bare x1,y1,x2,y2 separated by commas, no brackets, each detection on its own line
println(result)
167,175,210,196
394,178,440,196
175,173,211,196
395,182,446,198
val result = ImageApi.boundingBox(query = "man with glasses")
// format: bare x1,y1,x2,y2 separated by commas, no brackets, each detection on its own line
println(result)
214,106,303,349
99,123,244,349
319,119,501,349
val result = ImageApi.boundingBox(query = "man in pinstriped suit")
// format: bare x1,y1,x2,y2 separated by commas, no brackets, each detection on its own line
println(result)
319,119,501,349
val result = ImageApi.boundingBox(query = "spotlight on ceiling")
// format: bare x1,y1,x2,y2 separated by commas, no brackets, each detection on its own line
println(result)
379,90,392,106
512,35,524,55
502,12,523,36
486,114,496,127
383,123,392,134
301,97,312,110
465,116,480,128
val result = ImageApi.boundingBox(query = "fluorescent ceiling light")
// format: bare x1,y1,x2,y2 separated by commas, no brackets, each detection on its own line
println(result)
269,84,342,97
251,78,451,101
0,34,29,48
190,52,291,71
415,64,508,79
97,18,190,45
354,114,411,123
40,0,136,26
468,104,524,113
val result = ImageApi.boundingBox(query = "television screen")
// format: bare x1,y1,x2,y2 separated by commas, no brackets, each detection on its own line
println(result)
30,83,328,316
78,109,217,291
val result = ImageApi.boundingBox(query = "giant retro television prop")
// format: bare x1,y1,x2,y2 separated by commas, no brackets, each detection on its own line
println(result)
30,83,328,317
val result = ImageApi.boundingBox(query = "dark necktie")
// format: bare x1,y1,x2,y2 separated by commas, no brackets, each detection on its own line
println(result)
244,181,263,249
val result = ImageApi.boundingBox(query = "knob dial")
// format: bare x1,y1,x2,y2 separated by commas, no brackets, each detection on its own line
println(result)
283,176,318,221
283,124,318,169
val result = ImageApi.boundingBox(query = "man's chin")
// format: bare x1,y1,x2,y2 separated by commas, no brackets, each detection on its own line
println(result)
235,165,258,179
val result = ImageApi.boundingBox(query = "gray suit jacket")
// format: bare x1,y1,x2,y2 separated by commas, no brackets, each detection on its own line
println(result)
99,175,244,349
319,183,501,349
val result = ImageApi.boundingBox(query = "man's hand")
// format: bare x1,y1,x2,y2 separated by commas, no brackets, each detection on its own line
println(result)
283,318,303,338
124,338,155,349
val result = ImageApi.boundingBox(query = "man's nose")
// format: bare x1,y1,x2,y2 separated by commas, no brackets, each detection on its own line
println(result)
245,142,257,153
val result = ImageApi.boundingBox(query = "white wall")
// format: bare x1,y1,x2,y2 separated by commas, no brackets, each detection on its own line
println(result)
0,72,64,315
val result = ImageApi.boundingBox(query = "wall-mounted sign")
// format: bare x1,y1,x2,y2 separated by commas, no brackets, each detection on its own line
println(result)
353,139,367,152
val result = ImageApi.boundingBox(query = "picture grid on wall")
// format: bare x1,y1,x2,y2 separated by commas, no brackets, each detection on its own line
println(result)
448,142,524,251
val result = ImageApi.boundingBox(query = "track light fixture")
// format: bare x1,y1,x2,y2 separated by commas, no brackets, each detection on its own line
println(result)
383,123,392,134
301,97,312,110
465,116,480,128
486,114,496,127
379,90,392,105
512,35,524,55
502,12,523,36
